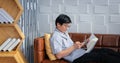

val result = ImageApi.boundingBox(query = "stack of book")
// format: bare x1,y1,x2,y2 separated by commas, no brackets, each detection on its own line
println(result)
0,38,20,52
0,8,14,24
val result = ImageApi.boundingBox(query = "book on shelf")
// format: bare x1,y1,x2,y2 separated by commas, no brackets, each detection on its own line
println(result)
0,14,8,23
2,38,16,51
7,39,20,51
0,38,21,52
0,8,14,24
83,34,98,53
0,38,12,51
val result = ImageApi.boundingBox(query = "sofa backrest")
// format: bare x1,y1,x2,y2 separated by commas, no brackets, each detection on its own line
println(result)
69,33,120,52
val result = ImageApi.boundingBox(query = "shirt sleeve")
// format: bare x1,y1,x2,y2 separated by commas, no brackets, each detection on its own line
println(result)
50,35,63,54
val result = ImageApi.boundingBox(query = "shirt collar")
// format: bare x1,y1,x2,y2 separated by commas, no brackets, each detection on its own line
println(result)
55,28,68,38
55,28,67,34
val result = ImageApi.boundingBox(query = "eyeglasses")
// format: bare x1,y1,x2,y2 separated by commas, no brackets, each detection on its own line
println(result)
63,24,71,28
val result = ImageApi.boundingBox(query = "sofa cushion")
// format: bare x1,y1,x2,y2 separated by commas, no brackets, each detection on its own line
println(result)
44,33,57,60
102,35,119,47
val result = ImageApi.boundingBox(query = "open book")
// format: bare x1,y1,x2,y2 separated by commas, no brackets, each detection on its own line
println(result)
83,34,98,53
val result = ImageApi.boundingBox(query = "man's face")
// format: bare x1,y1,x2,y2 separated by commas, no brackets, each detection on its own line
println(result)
57,23,71,33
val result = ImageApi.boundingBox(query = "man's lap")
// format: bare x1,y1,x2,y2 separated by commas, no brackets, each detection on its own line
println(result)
72,48,120,63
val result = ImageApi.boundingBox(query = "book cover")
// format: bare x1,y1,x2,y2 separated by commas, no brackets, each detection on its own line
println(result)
84,34,98,53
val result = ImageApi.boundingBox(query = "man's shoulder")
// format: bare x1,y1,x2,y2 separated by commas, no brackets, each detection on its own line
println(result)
51,31,60,38
50,32,62,44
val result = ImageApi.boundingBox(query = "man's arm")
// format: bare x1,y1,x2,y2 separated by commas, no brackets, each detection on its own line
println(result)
55,42,84,59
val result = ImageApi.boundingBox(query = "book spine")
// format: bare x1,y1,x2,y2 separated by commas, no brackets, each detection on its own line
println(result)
7,39,20,51
0,38,12,51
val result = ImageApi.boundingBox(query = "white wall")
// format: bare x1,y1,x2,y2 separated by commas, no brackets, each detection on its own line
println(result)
37,0,120,36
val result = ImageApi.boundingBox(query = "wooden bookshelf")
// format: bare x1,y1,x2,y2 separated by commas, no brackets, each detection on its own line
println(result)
0,0,27,63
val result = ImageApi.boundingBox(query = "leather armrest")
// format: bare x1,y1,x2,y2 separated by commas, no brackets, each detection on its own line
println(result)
34,37,45,63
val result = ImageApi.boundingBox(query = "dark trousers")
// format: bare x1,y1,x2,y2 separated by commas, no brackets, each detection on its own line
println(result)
72,48,120,63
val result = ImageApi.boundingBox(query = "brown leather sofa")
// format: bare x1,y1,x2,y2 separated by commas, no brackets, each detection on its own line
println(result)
34,33,120,63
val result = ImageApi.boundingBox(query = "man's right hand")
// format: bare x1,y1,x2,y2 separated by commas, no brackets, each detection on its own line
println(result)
74,41,84,49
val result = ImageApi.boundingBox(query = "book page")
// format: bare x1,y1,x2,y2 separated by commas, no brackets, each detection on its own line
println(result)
85,34,98,53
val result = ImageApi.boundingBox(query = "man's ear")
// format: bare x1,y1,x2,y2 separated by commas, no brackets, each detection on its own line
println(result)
57,23,61,26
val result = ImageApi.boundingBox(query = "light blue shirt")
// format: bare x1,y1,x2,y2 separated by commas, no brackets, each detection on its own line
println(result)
50,28,86,62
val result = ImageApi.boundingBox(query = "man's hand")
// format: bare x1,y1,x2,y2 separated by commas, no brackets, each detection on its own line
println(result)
74,41,84,49
83,38,90,45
